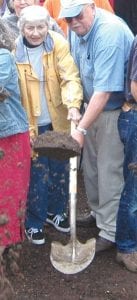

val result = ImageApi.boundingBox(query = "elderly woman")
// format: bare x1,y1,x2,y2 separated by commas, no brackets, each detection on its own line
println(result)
15,5,83,245
0,20,30,252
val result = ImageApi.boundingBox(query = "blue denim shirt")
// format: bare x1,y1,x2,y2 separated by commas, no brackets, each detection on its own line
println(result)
70,8,134,110
0,49,28,138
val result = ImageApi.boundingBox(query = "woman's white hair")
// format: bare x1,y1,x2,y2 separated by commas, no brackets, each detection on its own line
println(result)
18,5,50,31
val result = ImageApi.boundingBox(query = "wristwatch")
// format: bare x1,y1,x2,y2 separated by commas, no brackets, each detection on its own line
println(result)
76,126,87,135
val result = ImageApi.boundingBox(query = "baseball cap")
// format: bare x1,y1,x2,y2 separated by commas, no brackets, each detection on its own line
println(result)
59,0,93,18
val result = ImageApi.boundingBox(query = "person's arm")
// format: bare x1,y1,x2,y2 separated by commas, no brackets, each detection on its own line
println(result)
78,91,110,128
0,51,11,100
50,32,83,122
71,91,111,147
131,80,137,101
129,40,137,101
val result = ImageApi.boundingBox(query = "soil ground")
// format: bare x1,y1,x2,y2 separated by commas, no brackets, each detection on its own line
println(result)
3,171,137,300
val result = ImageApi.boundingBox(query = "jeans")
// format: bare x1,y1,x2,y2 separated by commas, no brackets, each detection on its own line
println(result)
116,110,137,253
25,125,69,230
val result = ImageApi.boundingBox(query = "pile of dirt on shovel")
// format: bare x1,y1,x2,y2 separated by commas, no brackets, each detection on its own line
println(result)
33,131,81,160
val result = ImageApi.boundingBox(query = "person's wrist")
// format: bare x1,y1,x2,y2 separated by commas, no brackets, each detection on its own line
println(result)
76,126,87,136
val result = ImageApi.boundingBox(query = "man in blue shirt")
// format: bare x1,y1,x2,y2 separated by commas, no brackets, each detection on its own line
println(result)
59,0,134,252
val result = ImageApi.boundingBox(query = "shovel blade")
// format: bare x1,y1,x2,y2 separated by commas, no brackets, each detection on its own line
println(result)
50,238,96,274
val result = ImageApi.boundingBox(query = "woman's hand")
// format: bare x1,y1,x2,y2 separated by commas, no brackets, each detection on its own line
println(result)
67,108,81,125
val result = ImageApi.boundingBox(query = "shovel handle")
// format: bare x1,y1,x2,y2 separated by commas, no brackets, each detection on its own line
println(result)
69,121,77,194
69,121,78,258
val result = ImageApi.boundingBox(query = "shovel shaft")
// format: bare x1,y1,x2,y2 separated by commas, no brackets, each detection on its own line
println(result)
70,193,77,260
69,148,77,261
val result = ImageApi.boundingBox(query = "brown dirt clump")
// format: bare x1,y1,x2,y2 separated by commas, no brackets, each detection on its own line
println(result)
33,131,81,160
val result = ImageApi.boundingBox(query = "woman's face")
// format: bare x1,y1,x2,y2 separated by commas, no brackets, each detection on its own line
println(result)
23,21,48,45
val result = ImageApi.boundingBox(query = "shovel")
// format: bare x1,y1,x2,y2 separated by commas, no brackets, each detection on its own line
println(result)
50,122,96,274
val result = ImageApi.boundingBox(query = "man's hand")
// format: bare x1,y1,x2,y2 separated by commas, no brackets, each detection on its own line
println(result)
71,128,85,148
67,107,81,125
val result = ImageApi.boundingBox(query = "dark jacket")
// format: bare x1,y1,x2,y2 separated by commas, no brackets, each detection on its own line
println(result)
114,0,137,35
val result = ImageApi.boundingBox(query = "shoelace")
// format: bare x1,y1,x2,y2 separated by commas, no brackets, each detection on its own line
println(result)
52,214,65,226
28,228,42,235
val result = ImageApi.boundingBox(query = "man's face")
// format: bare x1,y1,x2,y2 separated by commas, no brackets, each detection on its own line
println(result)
13,0,36,16
65,4,95,36
23,21,48,45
